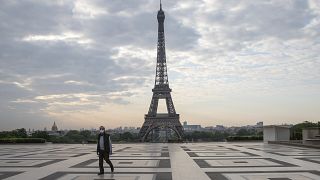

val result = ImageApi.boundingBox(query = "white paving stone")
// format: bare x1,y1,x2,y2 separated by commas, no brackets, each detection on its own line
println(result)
205,159,279,167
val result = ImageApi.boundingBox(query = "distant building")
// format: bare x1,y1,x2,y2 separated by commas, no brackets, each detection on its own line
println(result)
204,126,214,130
106,126,140,134
263,125,291,142
215,125,225,131
256,121,263,127
26,128,33,136
47,121,66,136
51,121,58,131
183,121,202,131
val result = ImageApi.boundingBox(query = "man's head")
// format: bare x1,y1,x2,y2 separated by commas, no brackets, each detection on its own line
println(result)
99,126,105,134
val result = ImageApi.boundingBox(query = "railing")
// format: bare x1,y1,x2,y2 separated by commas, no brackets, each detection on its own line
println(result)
145,113,179,118
270,140,303,144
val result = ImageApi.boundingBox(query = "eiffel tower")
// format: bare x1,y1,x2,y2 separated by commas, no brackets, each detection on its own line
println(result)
139,1,184,142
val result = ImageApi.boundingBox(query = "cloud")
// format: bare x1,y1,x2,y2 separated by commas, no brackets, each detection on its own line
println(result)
22,32,93,45
0,0,319,130
64,80,93,86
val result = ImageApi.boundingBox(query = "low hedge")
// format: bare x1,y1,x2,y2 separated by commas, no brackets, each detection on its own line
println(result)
0,138,46,144
226,136,263,141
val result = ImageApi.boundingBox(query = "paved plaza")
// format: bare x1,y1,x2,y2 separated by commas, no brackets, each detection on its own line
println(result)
0,142,320,180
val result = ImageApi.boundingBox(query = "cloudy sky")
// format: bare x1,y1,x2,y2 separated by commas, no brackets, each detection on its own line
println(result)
0,0,319,131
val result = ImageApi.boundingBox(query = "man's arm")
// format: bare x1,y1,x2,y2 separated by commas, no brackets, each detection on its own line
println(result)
109,136,112,155
96,136,99,155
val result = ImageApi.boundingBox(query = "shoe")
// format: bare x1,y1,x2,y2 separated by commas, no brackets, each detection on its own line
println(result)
111,167,114,173
98,172,104,175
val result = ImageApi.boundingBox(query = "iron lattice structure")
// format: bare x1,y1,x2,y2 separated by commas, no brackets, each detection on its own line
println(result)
139,2,184,142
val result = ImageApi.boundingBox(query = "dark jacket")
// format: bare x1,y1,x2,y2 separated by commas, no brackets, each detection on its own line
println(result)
97,133,112,154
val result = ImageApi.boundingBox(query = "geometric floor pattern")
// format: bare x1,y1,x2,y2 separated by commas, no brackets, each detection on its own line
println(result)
0,143,319,180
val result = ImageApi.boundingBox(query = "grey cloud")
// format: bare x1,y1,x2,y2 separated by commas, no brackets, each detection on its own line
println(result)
0,1,75,37
202,0,316,44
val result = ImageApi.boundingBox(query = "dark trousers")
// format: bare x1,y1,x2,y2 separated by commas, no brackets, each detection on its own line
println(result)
98,149,113,173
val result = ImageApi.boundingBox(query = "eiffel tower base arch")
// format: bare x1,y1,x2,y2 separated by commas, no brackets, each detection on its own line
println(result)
139,114,184,142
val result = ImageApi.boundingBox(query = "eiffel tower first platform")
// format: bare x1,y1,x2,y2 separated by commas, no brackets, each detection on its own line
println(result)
139,2,184,142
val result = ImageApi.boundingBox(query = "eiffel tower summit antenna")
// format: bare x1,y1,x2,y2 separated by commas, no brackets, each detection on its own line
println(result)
139,1,184,142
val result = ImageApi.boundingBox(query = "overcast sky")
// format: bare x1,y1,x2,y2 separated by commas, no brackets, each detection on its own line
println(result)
0,0,319,131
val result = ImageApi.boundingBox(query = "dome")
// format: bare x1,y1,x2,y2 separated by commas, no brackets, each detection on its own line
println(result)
51,121,58,131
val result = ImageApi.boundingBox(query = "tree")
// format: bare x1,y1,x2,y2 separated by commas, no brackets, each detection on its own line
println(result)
32,131,49,140
121,132,133,141
9,128,27,138
0,131,12,138
80,130,91,138
291,121,318,140
17,128,27,138
236,128,250,136
65,130,84,143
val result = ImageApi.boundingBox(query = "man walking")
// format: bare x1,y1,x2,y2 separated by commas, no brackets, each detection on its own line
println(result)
97,126,114,175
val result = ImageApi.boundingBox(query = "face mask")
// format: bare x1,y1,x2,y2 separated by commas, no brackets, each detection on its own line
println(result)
100,130,104,133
